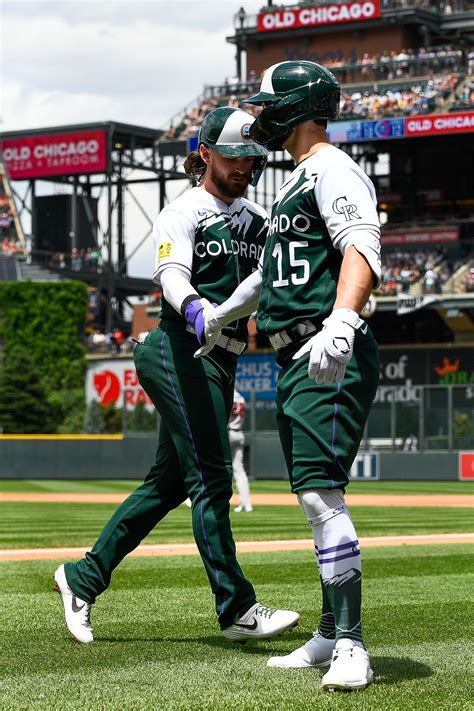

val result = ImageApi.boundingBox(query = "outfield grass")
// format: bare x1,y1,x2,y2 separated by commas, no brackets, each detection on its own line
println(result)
1,544,472,710
0,502,472,549
0,478,473,494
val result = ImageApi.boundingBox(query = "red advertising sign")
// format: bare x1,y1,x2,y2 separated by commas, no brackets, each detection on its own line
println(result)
406,112,474,138
2,129,108,180
459,452,474,481
381,228,459,245
86,360,153,410
258,0,381,31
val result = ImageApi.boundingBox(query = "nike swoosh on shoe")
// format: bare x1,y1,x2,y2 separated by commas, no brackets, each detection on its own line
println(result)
234,618,258,630
72,596,85,613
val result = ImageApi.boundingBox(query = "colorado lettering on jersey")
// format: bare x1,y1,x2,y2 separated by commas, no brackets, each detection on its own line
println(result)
194,238,263,261
268,213,311,236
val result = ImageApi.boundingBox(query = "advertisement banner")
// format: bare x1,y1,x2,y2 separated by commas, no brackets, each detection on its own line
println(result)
405,112,474,138
257,0,380,32
381,228,459,245
396,294,439,316
236,354,280,400
2,129,108,180
459,452,474,480
328,119,404,143
86,359,153,410
327,114,473,145
349,453,379,479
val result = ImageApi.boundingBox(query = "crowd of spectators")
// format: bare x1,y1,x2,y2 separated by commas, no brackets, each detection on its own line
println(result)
326,46,465,83
45,247,102,273
376,249,450,295
464,267,474,292
1,237,25,256
253,0,469,13
161,46,468,142
339,73,458,119
451,77,474,110
85,328,135,355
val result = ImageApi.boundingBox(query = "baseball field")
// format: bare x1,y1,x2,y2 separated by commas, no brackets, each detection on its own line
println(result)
1,479,473,710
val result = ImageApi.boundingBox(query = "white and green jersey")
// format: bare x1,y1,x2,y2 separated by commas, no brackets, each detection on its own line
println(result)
154,186,268,341
257,145,380,335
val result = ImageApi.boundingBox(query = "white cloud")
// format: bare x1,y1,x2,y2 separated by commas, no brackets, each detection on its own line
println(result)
2,0,270,277
2,0,268,130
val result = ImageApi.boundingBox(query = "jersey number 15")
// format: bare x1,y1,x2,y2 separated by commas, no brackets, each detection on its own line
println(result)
272,241,310,288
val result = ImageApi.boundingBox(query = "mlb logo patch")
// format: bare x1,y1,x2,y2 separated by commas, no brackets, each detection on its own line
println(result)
158,242,172,260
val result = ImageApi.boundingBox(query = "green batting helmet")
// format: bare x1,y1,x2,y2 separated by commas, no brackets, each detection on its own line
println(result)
245,61,340,147
199,107,268,186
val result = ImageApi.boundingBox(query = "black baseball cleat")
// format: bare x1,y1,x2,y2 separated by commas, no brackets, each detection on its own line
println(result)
222,603,299,642
54,564,93,644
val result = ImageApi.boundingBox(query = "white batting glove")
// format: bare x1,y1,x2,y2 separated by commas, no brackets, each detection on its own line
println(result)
292,308,364,384
193,307,224,358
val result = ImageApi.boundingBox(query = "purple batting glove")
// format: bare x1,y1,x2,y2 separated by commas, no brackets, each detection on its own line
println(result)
184,298,217,346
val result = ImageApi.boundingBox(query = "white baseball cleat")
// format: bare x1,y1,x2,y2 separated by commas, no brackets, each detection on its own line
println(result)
234,504,253,512
222,603,299,642
321,638,374,691
54,564,93,644
267,629,335,668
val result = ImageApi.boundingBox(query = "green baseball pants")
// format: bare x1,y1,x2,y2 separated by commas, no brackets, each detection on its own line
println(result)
276,326,380,492
65,321,256,629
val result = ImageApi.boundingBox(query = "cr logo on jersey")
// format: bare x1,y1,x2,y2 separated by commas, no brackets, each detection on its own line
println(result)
332,196,361,221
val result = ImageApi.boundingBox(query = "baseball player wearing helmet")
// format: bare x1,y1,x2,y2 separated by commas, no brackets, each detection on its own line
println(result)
199,62,381,691
54,107,299,645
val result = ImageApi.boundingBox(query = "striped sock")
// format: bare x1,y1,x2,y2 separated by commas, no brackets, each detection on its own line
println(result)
314,506,363,644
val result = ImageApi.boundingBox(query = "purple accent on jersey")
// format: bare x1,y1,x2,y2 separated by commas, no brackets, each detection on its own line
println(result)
318,549,361,565
159,330,226,610
318,539,359,556
184,299,206,345
157,261,192,274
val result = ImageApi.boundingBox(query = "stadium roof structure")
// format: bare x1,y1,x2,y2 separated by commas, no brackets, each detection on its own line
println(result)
1,120,190,331
3,120,163,144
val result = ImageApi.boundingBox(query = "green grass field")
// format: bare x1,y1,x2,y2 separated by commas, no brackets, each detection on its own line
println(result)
1,546,473,709
1,479,473,709
1,478,472,494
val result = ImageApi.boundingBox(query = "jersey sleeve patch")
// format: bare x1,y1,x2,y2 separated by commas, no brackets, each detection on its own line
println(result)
158,242,173,260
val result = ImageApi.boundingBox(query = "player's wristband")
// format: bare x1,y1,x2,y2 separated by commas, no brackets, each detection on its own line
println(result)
180,294,200,317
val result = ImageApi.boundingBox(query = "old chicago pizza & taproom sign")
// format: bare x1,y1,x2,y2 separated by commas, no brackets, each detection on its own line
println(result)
257,1,380,31
2,129,108,180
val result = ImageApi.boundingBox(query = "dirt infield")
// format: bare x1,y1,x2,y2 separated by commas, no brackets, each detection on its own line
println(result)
1,532,473,562
1,492,472,507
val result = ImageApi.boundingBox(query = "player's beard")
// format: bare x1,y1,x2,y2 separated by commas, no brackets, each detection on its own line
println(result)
210,163,251,199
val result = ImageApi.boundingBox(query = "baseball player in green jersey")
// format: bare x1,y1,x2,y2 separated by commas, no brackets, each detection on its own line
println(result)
198,62,381,691
54,107,299,646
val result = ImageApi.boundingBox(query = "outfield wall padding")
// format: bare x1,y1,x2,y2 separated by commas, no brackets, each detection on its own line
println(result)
0,435,461,480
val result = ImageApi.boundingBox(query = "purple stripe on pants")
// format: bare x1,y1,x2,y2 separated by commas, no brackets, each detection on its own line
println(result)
159,330,225,608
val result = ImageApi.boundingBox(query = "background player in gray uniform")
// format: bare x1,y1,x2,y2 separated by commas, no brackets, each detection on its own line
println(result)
228,389,253,512
54,107,299,646
199,62,381,691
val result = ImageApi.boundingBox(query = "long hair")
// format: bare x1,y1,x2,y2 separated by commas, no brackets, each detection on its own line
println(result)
183,151,206,183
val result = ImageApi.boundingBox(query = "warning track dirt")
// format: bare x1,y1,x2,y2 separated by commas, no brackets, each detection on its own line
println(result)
1,493,473,507
0,533,473,561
